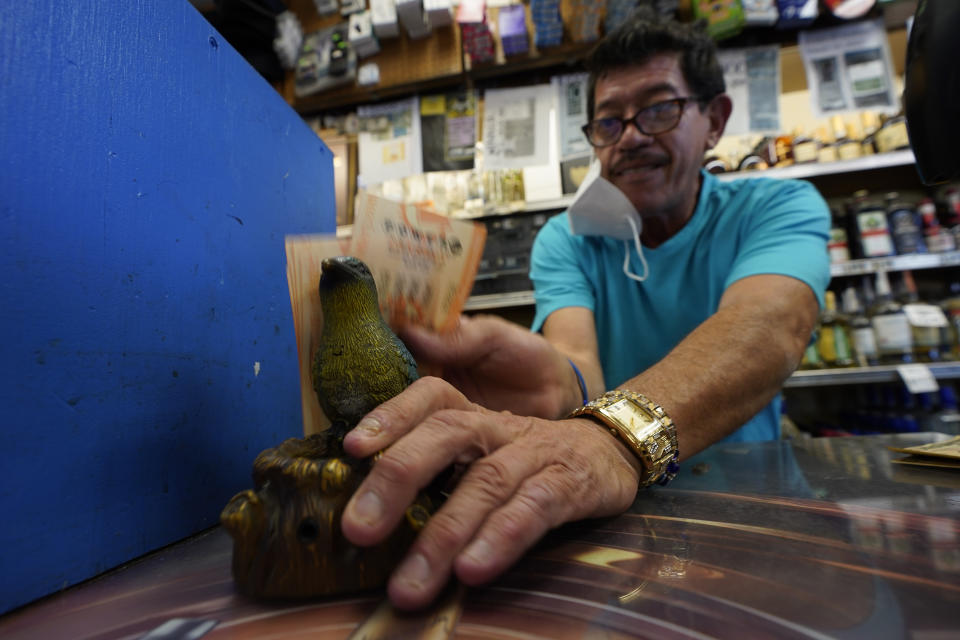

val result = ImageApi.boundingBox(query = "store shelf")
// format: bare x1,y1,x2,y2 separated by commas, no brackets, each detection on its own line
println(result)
464,290,535,311
785,362,960,388
716,150,916,183
830,251,960,277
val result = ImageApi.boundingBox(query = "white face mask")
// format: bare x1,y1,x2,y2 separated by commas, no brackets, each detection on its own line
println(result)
567,158,649,282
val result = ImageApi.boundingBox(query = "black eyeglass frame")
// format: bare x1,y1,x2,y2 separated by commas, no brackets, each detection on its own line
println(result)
581,96,705,148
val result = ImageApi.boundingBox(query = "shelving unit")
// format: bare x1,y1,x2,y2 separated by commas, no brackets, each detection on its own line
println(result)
830,251,960,277
464,250,960,311
785,362,960,388
715,149,916,183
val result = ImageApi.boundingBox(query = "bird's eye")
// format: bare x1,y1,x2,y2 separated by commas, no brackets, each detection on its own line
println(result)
298,517,319,542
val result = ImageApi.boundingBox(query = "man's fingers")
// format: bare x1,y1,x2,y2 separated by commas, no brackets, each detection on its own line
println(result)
385,428,548,609
454,464,583,586
342,407,502,547
342,376,476,458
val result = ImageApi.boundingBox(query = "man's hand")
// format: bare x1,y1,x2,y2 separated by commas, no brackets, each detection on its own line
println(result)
340,376,641,610
399,314,583,419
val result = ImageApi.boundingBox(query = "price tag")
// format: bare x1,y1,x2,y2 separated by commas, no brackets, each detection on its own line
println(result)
903,304,949,328
896,364,940,394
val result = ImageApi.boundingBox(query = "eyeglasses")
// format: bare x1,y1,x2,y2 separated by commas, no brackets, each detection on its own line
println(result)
581,97,698,147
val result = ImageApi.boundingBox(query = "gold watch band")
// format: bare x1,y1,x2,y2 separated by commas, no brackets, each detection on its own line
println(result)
567,390,679,487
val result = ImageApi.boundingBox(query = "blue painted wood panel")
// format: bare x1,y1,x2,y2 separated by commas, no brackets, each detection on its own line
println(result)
0,1,335,614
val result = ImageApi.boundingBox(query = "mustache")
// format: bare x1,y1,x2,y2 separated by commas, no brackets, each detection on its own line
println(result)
611,150,670,173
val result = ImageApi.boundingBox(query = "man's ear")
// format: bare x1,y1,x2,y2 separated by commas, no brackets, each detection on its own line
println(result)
704,94,733,150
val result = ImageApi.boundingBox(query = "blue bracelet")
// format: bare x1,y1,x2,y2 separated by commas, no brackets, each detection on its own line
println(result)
568,359,589,406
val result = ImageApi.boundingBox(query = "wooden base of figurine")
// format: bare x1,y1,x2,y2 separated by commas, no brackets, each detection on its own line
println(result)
221,434,435,599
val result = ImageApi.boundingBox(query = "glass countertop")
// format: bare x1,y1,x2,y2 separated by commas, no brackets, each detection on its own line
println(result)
2,434,957,639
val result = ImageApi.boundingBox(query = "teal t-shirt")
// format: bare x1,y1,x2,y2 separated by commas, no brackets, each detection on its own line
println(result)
530,171,830,443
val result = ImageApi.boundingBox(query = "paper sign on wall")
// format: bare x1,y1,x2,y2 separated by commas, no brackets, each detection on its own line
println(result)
718,45,781,135
482,84,553,171
798,19,898,117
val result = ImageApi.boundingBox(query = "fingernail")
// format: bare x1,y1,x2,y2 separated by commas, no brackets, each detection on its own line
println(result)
463,538,492,565
397,553,430,588
351,491,383,525
354,416,382,438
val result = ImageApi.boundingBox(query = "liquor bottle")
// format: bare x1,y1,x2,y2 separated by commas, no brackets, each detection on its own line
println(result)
816,126,838,163
943,282,960,359
899,271,949,362
842,286,879,367
828,207,851,264
875,112,911,154
919,197,956,253
818,290,855,367
870,270,914,364
832,116,862,161
943,188,960,248
885,192,927,255
850,190,896,258
791,128,818,165
860,111,880,156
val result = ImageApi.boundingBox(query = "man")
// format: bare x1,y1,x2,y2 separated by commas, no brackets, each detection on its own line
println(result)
340,9,830,610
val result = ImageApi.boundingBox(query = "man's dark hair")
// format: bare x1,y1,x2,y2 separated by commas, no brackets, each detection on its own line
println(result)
585,7,725,121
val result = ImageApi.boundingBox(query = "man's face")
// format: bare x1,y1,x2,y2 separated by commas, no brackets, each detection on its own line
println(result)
592,54,721,220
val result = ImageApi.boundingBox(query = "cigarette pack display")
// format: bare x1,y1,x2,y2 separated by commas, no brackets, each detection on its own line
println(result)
562,0,605,44
348,11,381,59
531,0,564,48
498,5,529,57
457,0,494,64
370,0,400,38
424,0,453,27
397,0,433,39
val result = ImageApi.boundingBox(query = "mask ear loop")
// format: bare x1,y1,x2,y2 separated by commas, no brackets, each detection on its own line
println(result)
622,214,649,282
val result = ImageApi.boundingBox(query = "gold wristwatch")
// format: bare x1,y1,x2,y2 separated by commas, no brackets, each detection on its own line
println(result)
567,390,679,487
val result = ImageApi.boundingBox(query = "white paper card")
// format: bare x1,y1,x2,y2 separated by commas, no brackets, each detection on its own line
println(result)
482,84,553,170
798,18,898,117
553,72,591,160
357,97,423,185
897,364,940,395
717,45,781,135
903,304,950,328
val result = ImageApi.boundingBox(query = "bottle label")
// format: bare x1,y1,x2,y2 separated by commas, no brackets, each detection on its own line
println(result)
852,326,878,358
872,314,912,352
828,227,850,263
888,208,925,254
833,326,853,361
856,210,895,257
903,303,949,328
926,230,956,253
876,121,909,153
